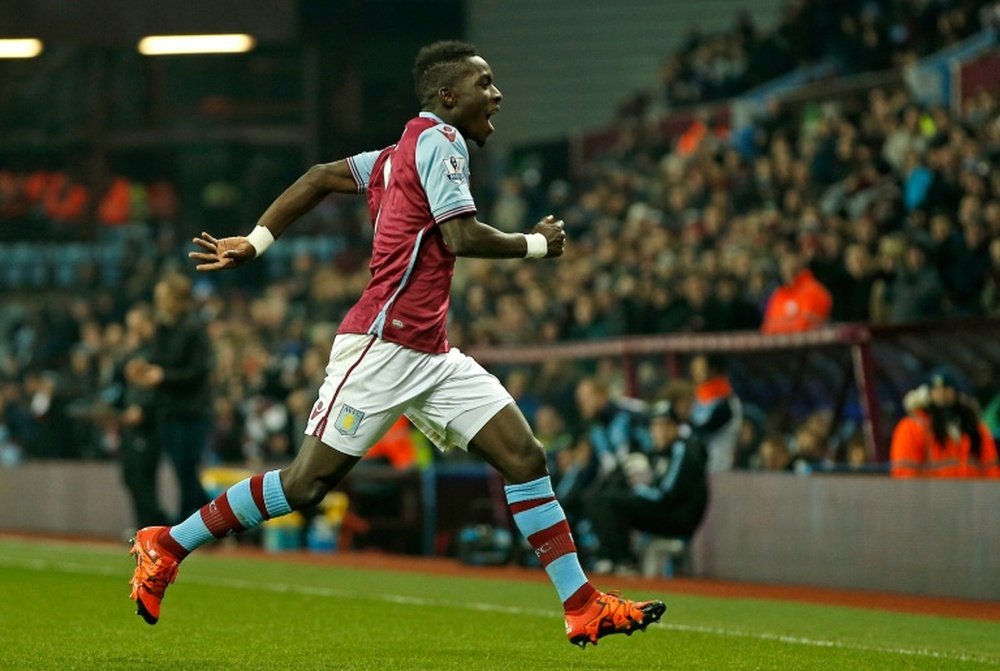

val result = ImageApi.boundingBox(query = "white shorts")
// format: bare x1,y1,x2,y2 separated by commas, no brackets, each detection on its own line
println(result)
304,334,514,457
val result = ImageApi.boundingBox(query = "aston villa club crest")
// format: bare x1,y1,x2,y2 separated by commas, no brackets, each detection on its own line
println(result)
334,404,366,436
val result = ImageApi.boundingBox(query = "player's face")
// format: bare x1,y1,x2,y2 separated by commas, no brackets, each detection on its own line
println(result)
450,56,502,147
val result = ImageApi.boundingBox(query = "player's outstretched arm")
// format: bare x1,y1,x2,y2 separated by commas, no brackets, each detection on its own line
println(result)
440,214,565,259
188,160,359,272
253,160,359,237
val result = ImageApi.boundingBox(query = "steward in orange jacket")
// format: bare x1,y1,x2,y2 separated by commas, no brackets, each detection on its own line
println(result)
890,380,999,478
761,250,832,334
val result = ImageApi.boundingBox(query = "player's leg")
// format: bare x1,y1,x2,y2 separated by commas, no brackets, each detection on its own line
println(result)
468,405,665,646
279,435,361,507
129,436,360,624
467,404,594,606
130,334,396,624
164,435,359,559
409,345,666,646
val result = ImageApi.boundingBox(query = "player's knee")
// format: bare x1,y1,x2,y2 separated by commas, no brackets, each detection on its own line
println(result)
279,468,330,510
501,436,547,484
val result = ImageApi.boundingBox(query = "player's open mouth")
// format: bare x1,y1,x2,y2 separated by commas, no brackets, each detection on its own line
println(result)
487,107,499,130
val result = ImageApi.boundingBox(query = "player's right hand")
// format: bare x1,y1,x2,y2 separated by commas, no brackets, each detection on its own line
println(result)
189,231,255,271
533,215,566,258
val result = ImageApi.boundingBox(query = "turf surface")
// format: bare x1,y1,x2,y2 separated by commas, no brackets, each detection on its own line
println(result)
0,538,997,670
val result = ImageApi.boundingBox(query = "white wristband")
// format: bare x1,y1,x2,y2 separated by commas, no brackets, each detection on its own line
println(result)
246,225,275,257
524,232,548,259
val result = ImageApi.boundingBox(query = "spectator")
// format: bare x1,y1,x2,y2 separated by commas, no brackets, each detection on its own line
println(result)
832,243,876,322
890,371,999,478
548,435,599,531
24,371,74,459
944,220,991,315
364,416,417,470
505,369,542,425
116,303,167,530
844,436,869,471
759,434,792,471
534,404,572,454
789,423,825,474
884,235,947,323
689,354,743,472
586,400,708,574
883,106,928,172
659,273,716,333
761,248,833,333
126,273,212,519
709,272,762,331
733,403,766,469
0,425,23,466
983,237,1000,315
573,377,650,476
922,134,963,215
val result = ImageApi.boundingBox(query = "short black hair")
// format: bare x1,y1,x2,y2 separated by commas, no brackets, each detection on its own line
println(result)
413,40,479,107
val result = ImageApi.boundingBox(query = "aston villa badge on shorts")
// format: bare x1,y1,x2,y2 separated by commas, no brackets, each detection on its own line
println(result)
334,404,365,436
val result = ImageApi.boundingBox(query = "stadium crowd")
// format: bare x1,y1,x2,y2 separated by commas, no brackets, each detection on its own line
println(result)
0,171,179,240
655,0,998,109
3,82,997,470
1,2,998,517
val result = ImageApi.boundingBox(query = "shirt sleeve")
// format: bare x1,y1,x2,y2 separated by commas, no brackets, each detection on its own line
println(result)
346,150,383,193
415,126,477,223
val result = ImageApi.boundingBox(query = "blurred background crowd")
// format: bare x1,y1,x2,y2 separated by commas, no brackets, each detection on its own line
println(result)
1,0,998,519
657,0,995,106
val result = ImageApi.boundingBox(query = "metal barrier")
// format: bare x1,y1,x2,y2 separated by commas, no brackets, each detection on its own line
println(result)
469,318,1000,462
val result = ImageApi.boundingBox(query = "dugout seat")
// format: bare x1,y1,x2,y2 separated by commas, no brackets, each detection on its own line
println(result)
635,533,691,578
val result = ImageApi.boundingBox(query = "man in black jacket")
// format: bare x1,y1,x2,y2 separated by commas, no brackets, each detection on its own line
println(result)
117,303,167,529
586,400,708,573
126,273,211,520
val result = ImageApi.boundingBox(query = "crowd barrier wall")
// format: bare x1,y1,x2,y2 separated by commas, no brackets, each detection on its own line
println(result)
692,472,999,601
0,461,178,539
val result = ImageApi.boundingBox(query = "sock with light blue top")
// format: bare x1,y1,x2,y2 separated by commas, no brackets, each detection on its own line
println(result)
504,475,596,612
163,470,291,557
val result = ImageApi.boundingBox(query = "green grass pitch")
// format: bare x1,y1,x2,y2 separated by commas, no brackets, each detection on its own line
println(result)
0,537,997,670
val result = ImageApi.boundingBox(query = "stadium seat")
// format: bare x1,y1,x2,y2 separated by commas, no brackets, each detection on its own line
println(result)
8,243,46,287
52,244,88,287
636,534,690,578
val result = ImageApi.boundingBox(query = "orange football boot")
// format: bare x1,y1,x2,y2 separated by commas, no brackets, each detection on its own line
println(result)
129,526,181,625
565,591,666,647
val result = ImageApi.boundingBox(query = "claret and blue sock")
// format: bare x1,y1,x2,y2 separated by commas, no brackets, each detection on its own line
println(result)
503,475,597,613
160,469,292,558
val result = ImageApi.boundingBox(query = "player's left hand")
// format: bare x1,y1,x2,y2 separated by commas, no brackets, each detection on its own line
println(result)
189,231,255,271
532,215,566,258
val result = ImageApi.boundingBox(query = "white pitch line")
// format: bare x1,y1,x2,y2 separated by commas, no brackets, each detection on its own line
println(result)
2,555,997,666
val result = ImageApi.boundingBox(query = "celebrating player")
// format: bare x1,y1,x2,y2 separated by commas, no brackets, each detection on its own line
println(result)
129,40,664,647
